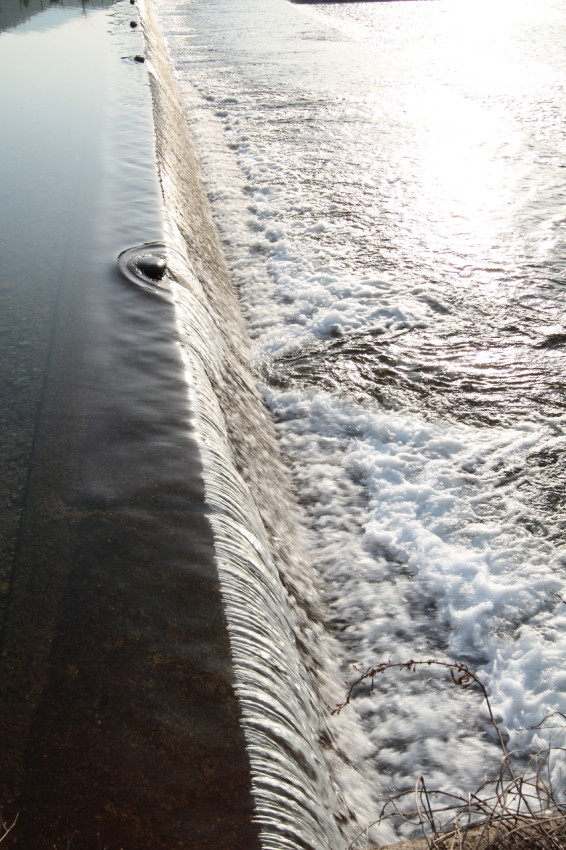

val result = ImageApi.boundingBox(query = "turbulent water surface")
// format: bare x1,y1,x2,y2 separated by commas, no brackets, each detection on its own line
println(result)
154,0,566,838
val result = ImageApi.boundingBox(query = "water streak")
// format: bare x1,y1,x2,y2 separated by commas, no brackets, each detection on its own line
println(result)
152,0,566,837
139,1,385,845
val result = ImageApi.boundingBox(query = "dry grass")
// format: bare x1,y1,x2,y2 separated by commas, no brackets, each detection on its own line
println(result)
334,660,566,850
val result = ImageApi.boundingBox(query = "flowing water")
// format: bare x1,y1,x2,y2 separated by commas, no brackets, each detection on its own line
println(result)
0,1,372,846
2,0,566,845
151,0,566,840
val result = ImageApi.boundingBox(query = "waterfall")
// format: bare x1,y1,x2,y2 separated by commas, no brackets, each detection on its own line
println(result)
137,2,379,847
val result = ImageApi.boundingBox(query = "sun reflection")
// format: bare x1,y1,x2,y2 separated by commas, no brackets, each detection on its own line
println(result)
414,86,521,238
473,350,494,365
399,68,531,295
345,0,561,300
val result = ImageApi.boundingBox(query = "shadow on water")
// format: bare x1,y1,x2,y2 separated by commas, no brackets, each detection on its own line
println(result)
0,0,115,33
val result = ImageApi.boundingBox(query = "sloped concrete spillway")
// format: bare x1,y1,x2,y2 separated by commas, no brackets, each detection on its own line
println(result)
0,0,364,847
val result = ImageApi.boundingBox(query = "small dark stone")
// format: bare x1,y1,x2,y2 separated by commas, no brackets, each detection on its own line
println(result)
130,0,135,4
136,255,167,281
130,20,138,27
134,55,145,63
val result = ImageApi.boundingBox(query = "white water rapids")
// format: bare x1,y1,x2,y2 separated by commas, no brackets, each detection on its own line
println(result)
151,0,566,842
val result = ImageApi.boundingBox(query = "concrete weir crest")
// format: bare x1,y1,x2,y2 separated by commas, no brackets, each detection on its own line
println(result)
0,0,258,846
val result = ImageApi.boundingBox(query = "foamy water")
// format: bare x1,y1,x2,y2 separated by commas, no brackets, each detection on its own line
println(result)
155,0,566,836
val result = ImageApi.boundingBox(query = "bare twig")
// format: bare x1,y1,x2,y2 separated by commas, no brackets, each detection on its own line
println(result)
341,659,566,850
334,658,512,773
0,812,18,844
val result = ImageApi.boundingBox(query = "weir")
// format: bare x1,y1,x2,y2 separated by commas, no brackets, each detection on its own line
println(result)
0,0,367,847
0,2,259,847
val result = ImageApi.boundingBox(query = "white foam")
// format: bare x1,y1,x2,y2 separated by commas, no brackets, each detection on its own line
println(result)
265,386,566,818
155,0,566,835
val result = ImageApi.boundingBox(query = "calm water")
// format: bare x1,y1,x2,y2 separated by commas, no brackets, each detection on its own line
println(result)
0,4,263,847
155,0,566,838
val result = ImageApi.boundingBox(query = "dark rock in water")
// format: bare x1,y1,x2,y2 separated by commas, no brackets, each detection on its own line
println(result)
130,20,137,27
117,243,170,295
136,255,167,281
535,333,566,349
134,55,145,63
130,0,135,4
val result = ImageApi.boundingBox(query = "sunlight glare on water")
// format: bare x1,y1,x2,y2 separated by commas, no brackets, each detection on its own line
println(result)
156,0,566,838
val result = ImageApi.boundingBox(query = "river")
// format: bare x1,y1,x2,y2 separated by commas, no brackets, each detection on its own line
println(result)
153,0,566,840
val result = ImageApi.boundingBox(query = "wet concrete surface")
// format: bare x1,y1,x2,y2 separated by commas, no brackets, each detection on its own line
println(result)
0,3,260,847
